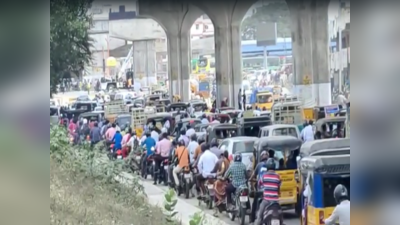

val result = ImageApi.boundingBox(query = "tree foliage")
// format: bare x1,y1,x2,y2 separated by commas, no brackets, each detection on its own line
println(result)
50,0,93,96
241,2,291,40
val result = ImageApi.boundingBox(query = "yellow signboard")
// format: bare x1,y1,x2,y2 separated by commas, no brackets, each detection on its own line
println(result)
303,75,311,85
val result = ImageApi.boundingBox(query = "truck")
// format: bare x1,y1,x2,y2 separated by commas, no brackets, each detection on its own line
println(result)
104,100,129,123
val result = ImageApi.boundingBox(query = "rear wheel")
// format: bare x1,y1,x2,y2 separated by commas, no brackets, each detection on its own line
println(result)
239,206,246,225
207,196,213,209
185,181,190,199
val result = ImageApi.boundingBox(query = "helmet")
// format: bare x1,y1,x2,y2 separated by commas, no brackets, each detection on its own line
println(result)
260,150,269,160
265,158,276,170
233,153,242,162
333,184,349,204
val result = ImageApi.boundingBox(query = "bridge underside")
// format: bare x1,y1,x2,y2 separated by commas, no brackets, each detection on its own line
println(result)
138,0,331,108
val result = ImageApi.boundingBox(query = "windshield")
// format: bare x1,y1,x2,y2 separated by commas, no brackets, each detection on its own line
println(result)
272,127,298,137
198,58,208,68
116,116,131,126
233,141,254,154
257,94,272,104
323,175,350,207
215,129,238,139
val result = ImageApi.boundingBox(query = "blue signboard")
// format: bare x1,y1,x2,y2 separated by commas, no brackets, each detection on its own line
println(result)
199,81,209,92
324,105,340,118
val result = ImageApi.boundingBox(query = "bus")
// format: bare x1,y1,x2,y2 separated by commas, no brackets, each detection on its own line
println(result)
191,59,199,73
197,56,215,73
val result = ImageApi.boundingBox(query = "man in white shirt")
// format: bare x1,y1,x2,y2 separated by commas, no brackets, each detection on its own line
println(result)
187,135,199,163
196,145,218,197
301,120,314,143
201,115,209,124
186,125,195,138
151,129,159,144
324,184,350,225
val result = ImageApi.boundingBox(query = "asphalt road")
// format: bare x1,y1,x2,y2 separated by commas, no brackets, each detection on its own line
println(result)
141,179,300,225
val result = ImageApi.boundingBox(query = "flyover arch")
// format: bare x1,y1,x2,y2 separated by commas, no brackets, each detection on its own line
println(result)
138,0,332,107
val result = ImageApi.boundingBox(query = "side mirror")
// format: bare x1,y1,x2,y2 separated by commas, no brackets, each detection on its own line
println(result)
296,156,301,163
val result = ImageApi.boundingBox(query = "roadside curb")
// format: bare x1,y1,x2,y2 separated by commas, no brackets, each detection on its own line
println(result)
118,172,230,225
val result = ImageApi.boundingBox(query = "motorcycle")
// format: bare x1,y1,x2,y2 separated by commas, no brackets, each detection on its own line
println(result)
159,158,169,185
177,166,194,199
141,147,155,179
199,176,216,209
261,203,283,225
228,186,251,225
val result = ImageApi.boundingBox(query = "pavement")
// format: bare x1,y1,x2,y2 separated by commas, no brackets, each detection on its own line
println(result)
118,171,300,225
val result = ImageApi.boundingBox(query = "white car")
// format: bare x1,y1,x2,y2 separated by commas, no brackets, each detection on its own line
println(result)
218,136,259,169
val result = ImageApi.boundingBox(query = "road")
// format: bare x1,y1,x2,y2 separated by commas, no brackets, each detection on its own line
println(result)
59,90,301,225
141,179,300,225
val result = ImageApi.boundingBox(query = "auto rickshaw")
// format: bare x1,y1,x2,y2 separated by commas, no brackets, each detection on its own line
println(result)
299,138,350,158
167,102,189,112
181,118,201,130
146,113,175,135
78,111,103,122
221,109,242,122
146,94,161,106
154,99,170,113
190,101,208,113
237,114,271,137
205,113,231,123
298,154,350,225
314,117,346,139
194,123,210,132
206,124,240,144
252,136,302,215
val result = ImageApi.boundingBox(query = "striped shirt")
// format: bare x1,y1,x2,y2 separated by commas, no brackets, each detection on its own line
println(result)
259,171,281,202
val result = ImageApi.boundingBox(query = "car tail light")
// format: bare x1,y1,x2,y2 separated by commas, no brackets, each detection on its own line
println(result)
241,189,248,196
319,211,325,224
229,154,233,161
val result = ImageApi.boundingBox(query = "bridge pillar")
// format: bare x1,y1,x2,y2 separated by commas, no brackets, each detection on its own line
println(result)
287,0,331,107
191,0,256,108
138,1,202,101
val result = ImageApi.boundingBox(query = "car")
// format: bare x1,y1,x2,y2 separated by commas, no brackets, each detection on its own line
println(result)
218,136,259,168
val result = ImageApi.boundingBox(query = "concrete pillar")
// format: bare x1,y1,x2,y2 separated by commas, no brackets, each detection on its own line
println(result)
132,40,157,88
288,0,331,107
138,0,202,102
167,31,191,102
191,0,256,108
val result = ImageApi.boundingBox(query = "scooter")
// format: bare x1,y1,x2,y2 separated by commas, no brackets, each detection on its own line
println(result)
261,202,284,225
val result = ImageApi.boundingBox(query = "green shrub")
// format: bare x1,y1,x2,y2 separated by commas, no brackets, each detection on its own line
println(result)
50,125,176,225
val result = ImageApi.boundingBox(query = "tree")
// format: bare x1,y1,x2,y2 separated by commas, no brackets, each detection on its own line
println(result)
50,0,93,96
241,2,291,40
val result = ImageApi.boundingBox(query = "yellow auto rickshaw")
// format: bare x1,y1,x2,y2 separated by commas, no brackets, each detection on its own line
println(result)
253,136,302,214
298,154,350,225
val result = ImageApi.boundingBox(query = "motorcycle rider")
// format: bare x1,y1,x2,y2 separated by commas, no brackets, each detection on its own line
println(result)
255,158,282,225
209,138,223,157
324,184,350,225
173,140,190,191
196,143,218,199
178,128,189,147
140,131,156,176
187,134,199,163
154,132,172,185
224,153,248,210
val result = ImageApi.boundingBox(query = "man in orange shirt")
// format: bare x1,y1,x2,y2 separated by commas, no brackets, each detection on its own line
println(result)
173,140,190,189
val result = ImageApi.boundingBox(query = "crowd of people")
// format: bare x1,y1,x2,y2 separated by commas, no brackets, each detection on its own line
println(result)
62,110,349,225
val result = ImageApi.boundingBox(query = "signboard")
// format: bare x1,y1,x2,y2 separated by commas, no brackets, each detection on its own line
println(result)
324,105,340,118
256,23,277,46
198,81,210,98
303,75,311,85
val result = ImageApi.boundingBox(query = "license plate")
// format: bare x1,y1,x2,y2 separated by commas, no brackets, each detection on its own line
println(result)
164,165,168,170
207,184,214,189
135,156,141,160
271,219,280,225
117,155,122,159
239,196,248,202
184,174,191,179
